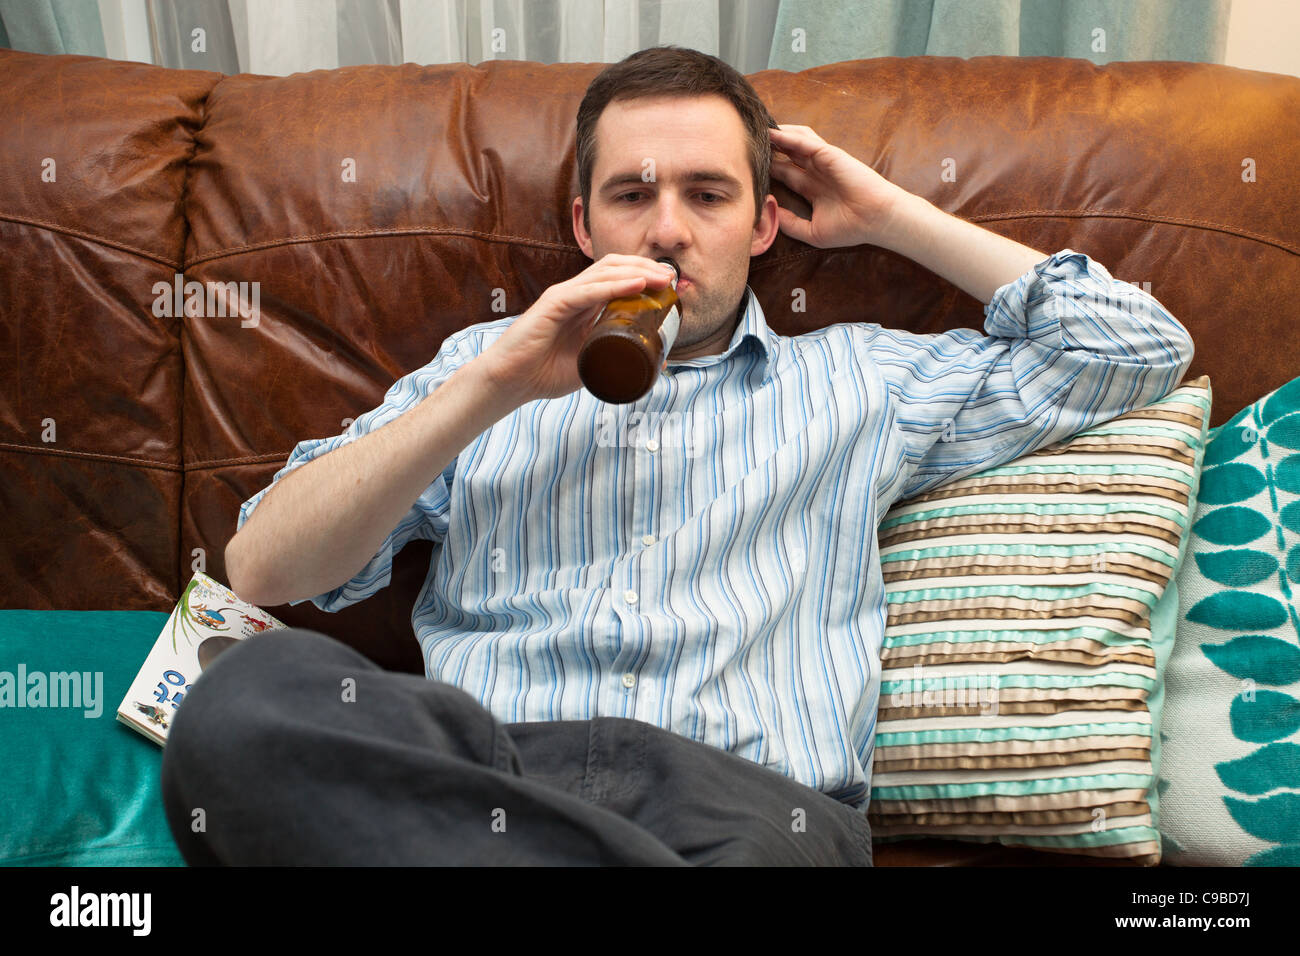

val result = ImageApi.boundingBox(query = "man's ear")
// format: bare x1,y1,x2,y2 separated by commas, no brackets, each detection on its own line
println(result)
751,193,781,257
572,196,594,258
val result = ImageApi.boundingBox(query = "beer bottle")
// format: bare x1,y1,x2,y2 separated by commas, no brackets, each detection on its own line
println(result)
577,256,681,404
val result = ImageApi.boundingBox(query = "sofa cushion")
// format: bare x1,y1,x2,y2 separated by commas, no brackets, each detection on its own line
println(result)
0,50,221,614
0,610,184,866
1157,374,1300,865
868,377,1211,864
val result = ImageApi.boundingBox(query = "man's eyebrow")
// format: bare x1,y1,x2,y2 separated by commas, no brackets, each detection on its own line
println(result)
598,170,744,194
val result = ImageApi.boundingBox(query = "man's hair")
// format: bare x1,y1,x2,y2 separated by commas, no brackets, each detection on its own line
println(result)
576,45,778,235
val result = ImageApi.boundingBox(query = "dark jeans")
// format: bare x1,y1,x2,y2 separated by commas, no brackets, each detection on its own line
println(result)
160,627,873,866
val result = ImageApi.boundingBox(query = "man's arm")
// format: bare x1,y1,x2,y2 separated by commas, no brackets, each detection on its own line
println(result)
861,248,1194,503
227,254,675,610
770,123,1045,303
768,123,1194,501
226,355,520,608
872,191,1047,306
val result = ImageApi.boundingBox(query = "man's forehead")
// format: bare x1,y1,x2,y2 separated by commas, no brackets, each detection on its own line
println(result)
603,91,731,119
592,96,749,193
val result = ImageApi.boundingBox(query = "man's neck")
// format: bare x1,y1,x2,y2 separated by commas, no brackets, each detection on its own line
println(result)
668,293,746,362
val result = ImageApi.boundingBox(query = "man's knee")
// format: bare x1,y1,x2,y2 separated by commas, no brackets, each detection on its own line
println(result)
191,627,355,688
163,629,344,775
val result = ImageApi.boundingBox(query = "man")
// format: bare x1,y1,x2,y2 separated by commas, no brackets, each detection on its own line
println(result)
162,46,1193,866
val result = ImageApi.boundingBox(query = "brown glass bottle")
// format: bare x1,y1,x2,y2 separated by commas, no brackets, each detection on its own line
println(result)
577,256,682,404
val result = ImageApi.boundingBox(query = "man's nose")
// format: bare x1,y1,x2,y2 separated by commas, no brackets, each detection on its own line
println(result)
645,192,690,249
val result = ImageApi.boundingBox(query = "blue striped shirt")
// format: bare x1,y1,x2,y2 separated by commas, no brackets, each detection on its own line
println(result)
236,249,1193,809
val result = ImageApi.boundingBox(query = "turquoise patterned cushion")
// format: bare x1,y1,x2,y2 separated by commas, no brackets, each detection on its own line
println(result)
1158,376,1300,865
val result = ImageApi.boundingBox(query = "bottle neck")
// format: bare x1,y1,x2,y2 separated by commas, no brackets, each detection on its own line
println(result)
654,256,680,292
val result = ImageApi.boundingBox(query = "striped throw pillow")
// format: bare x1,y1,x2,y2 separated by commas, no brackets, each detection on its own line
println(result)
868,377,1212,865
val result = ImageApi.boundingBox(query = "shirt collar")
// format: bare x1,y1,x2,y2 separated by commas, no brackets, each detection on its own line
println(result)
665,285,775,383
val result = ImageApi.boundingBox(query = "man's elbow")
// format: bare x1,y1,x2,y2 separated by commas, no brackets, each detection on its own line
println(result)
225,532,263,606
1134,293,1194,384
1167,316,1195,382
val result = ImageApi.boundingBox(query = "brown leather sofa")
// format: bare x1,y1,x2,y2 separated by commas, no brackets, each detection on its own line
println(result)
3,46,1297,866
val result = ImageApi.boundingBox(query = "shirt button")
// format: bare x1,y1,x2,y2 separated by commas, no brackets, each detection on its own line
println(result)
644,438,659,452
641,534,655,546
623,589,638,605
621,673,636,688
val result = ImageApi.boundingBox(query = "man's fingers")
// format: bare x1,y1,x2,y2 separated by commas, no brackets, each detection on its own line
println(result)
773,151,808,173
776,206,813,245
589,257,675,287
600,275,649,294
771,125,823,160
772,155,814,194
772,138,814,161
568,274,646,309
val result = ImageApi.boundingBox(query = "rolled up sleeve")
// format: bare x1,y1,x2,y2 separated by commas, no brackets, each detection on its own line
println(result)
866,248,1194,502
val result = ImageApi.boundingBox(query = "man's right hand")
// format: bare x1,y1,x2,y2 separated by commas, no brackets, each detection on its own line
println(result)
478,254,677,404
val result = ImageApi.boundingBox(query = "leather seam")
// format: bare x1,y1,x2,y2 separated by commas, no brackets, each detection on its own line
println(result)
0,214,182,269
2,210,1295,269
177,211,1300,269
183,228,588,268
0,442,182,470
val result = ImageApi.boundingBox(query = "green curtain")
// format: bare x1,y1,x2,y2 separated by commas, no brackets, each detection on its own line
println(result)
0,0,105,56
0,0,1232,67
767,0,1232,67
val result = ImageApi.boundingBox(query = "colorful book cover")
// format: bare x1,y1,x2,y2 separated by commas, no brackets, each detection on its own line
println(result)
116,571,287,746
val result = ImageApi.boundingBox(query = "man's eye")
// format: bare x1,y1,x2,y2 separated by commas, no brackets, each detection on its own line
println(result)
616,192,723,203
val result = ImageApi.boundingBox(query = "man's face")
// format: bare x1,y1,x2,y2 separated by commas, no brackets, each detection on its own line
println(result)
573,94,779,361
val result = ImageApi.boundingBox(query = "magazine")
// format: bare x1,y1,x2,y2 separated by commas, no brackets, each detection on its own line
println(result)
116,571,287,746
